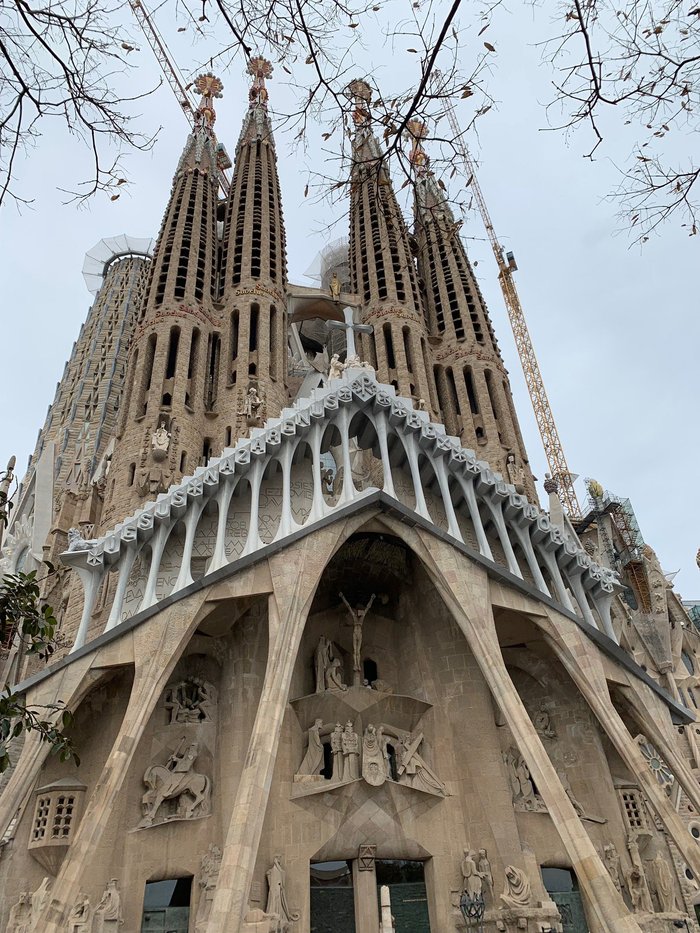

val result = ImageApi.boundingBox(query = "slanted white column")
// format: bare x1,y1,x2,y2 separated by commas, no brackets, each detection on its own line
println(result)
71,565,104,651
242,457,268,556
335,406,358,507
140,519,175,609
209,478,238,572
172,495,207,592
430,456,463,542
105,542,140,631
372,410,396,498
396,428,431,521
483,496,522,578
308,421,328,523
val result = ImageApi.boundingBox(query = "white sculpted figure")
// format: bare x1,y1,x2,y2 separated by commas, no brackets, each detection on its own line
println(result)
603,844,623,893
151,419,171,461
266,855,300,927
342,721,360,780
328,353,345,379
93,879,122,932
339,592,376,678
240,385,263,422
500,865,533,910
362,723,386,786
298,719,325,776
6,891,31,933
344,352,362,369
140,739,211,826
30,878,52,921
68,892,91,933
67,527,96,551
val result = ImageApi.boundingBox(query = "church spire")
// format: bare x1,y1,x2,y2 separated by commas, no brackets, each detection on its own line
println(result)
347,81,435,411
100,74,224,526
412,128,535,497
219,57,288,438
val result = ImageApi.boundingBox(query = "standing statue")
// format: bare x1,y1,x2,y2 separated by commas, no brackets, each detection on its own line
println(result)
477,849,494,900
240,386,264,423
151,419,171,460
627,864,653,913
603,844,623,893
651,852,678,913
195,844,222,931
330,723,344,781
329,271,342,300
6,891,31,933
140,739,211,826
93,880,123,932
500,866,533,910
342,721,361,780
314,636,331,694
68,893,92,933
362,723,386,786
461,849,483,898
30,878,52,922
298,719,325,776
339,592,376,680
504,748,541,810
266,855,300,926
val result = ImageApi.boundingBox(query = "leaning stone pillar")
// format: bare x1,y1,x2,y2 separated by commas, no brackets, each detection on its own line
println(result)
205,535,334,933
415,534,643,933
36,592,207,933
543,624,700,878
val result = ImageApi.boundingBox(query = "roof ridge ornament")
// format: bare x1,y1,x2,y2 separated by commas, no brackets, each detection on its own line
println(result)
248,56,273,109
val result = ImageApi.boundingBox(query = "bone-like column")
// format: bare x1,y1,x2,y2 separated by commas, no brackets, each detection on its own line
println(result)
415,533,643,933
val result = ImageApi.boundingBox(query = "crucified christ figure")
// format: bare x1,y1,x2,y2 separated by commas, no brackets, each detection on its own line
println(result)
339,592,376,679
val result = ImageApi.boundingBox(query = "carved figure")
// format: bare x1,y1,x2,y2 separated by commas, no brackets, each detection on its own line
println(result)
603,843,623,893
140,739,211,826
328,354,344,379
6,891,31,933
266,855,300,927
477,848,494,899
240,385,264,423
151,419,171,461
68,893,91,933
342,721,360,780
164,677,216,723
67,527,96,551
344,352,362,369
30,878,52,921
504,748,542,810
329,272,342,300
330,723,344,781
534,702,556,738
325,654,347,691
558,770,585,817
506,453,526,493
416,398,427,411
298,719,325,776
461,849,483,897
627,865,653,913
339,592,376,676
380,729,393,778
397,730,447,796
93,879,122,932
651,852,678,913
314,637,331,693
195,843,222,931
362,723,386,786
500,865,533,909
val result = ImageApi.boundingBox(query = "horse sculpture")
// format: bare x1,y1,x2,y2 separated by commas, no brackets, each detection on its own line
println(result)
140,749,211,827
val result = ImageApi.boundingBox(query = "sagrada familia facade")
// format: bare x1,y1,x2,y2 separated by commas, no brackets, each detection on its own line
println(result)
1,60,699,933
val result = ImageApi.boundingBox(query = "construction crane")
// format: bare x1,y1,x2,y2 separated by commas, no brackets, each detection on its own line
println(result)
128,0,231,194
436,87,583,520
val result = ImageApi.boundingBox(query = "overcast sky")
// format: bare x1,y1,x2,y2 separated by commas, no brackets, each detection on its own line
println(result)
1,1,697,597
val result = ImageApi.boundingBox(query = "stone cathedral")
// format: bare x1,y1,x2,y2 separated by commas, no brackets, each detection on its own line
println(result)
2,61,700,933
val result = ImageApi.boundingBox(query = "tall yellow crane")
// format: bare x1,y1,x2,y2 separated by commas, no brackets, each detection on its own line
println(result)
128,0,231,194
438,92,583,519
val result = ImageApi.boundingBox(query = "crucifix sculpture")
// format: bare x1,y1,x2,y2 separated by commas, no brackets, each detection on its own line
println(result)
340,592,376,686
327,308,373,359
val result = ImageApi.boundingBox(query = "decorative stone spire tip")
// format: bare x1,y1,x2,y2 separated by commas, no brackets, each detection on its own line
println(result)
194,72,223,130
248,56,273,109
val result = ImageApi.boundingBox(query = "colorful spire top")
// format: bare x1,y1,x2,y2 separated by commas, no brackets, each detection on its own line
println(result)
248,56,273,109
194,72,224,130
347,79,372,127
406,118,429,173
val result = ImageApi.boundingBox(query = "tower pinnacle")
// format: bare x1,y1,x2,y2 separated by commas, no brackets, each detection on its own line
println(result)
193,71,223,130
247,56,273,109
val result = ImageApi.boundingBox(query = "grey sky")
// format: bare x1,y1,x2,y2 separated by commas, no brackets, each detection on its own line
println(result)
1,1,697,596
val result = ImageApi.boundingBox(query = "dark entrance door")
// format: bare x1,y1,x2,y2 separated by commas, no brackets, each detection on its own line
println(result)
376,859,431,932
141,878,191,933
310,860,357,933
541,867,588,933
